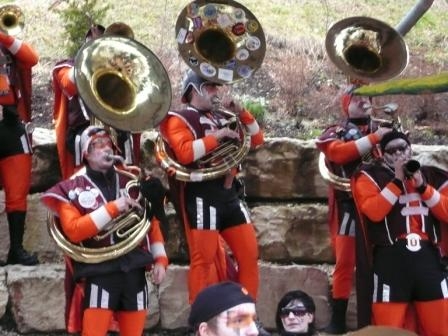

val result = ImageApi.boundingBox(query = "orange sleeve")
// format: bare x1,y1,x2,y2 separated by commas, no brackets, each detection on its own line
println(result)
0,34,38,67
420,184,448,221
239,109,264,148
353,173,402,222
57,201,120,243
148,217,169,268
160,115,219,165
54,66,78,98
322,133,379,165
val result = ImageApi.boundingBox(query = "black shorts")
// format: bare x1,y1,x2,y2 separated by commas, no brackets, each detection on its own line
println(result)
372,241,448,303
83,268,148,311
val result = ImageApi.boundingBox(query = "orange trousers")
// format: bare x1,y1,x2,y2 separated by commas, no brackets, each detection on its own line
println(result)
82,308,147,336
332,235,355,299
188,224,259,302
0,153,31,212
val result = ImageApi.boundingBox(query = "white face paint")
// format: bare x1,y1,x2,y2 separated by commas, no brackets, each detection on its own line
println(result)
382,138,412,168
347,95,372,119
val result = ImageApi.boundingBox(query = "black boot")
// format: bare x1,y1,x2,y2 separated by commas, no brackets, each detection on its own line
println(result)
324,298,348,334
6,211,39,266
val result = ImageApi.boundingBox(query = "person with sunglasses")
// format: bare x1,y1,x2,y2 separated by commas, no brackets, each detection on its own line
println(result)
41,126,169,335
352,130,448,335
275,290,317,336
188,281,260,336
315,84,393,333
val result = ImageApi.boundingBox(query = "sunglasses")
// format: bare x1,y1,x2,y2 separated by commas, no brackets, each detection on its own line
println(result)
384,144,409,155
280,308,308,318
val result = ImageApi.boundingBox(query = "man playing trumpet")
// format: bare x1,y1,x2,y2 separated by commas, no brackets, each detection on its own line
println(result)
352,131,448,335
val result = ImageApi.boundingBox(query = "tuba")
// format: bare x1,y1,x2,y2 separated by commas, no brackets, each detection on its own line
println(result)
48,35,172,263
0,4,24,36
320,0,433,191
156,0,265,182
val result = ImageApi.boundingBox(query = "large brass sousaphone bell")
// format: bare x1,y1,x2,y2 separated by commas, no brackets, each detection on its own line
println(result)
0,4,24,36
325,16,409,82
175,0,266,84
74,35,172,132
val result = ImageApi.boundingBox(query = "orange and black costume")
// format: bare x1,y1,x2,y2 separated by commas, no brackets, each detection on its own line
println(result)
352,161,448,336
316,119,381,331
41,166,168,335
159,106,263,303
0,32,38,265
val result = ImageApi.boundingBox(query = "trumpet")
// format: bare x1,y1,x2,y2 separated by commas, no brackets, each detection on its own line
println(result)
403,159,420,177
0,4,24,36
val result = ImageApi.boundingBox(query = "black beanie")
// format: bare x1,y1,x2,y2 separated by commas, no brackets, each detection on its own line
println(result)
188,281,254,328
380,131,410,152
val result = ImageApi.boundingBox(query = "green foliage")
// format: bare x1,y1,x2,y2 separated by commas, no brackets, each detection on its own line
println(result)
242,98,267,125
51,0,110,57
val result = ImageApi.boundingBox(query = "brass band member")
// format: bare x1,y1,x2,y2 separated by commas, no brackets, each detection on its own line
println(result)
0,27,39,265
159,70,264,303
315,84,392,332
41,126,168,336
352,131,448,335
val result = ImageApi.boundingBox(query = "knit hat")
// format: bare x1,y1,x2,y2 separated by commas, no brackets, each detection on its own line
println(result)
181,69,219,103
188,281,254,328
79,126,112,158
379,130,410,152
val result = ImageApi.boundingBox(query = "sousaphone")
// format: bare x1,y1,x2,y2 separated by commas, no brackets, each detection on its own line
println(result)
74,35,172,132
175,0,266,84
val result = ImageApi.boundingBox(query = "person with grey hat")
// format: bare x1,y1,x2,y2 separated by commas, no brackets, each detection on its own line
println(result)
159,69,264,305
352,130,448,335
189,281,260,336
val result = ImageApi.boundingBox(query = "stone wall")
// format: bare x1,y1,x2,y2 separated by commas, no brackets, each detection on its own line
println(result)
1,129,447,334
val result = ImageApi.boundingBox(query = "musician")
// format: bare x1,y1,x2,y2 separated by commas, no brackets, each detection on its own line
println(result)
41,126,168,336
0,29,39,265
159,69,264,303
315,84,393,332
52,23,138,180
352,130,448,335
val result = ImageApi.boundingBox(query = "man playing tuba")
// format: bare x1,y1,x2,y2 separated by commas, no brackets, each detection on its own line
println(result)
159,70,264,304
41,126,168,336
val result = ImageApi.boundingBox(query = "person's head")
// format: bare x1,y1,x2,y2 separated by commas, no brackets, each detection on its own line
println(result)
341,84,373,120
104,22,134,39
189,281,259,336
275,290,316,335
380,130,412,168
84,24,105,43
79,126,116,172
181,70,222,109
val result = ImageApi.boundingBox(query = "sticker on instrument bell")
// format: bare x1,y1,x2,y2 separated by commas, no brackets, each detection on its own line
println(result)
192,16,203,29
246,36,261,51
217,14,232,28
237,65,253,78
405,233,422,252
78,190,97,209
233,8,245,21
236,48,249,61
218,68,234,82
185,31,194,44
176,28,188,44
189,56,199,66
188,3,200,17
200,62,216,77
246,20,259,33
203,4,217,20
232,22,246,36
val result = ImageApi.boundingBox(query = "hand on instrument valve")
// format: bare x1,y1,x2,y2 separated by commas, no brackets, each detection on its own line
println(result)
374,125,393,139
212,127,240,142
114,195,142,213
220,97,244,115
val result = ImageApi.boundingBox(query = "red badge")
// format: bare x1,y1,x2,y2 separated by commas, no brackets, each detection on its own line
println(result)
232,22,245,36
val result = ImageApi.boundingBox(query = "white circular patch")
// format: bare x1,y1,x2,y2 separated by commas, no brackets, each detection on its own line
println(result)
405,233,422,252
78,190,97,209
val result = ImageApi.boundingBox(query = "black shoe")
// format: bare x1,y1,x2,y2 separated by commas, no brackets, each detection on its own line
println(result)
7,248,39,266
255,320,271,336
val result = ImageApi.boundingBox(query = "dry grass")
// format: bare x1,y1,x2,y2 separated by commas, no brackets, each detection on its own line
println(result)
11,0,448,143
